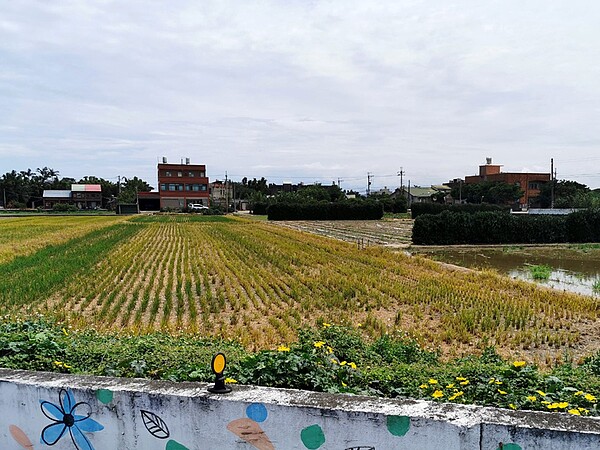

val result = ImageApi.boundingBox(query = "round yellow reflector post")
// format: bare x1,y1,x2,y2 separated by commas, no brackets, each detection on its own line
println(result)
212,353,226,375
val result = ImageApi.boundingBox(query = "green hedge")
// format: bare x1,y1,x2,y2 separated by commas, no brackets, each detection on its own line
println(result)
268,202,384,221
412,209,600,245
412,211,567,245
410,203,511,219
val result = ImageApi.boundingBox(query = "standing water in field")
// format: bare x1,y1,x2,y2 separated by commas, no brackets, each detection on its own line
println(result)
413,245,600,297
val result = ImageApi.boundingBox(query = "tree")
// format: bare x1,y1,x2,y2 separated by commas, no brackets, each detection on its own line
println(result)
537,180,591,208
451,181,523,205
117,176,153,203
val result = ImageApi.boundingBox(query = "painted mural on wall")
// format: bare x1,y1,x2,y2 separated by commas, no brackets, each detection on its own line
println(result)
3,385,525,450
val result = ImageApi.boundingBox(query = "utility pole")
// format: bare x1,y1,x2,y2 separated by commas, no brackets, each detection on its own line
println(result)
225,171,229,213
397,168,404,189
367,172,373,196
337,178,343,189
2,188,6,208
550,158,554,209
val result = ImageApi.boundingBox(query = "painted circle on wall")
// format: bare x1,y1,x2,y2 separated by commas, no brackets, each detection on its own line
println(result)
246,403,268,423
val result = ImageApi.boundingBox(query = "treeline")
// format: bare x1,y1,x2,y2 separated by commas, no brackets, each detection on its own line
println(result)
413,209,600,245
0,167,152,208
249,183,403,220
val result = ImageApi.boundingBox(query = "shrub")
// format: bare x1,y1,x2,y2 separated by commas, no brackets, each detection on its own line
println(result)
267,201,384,221
411,203,511,219
412,211,568,245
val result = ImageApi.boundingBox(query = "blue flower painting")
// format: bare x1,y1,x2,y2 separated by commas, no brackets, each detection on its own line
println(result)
40,389,104,450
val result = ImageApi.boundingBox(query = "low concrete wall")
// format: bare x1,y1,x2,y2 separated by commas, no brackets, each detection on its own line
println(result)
1,368,599,449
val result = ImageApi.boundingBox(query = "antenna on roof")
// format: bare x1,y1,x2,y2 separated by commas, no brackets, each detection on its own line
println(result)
162,157,167,163
486,157,492,165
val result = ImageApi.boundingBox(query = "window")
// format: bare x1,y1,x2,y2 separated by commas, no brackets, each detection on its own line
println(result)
178,171,183,177
186,184,208,192
188,172,195,177
528,182,540,190
165,171,172,177
160,184,166,191
199,172,205,177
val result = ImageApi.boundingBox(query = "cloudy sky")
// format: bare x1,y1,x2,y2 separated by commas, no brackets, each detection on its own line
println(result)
1,1,599,192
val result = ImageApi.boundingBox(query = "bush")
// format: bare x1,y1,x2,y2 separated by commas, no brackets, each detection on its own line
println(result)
411,203,511,219
267,201,384,221
52,203,79,212
251,201,269,215
412,211,568,245
566,209,600,243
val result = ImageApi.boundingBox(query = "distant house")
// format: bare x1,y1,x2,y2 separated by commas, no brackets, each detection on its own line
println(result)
157,158,209,210
209,180,233,209
42,190,72,209
42,184,102,209
71,184,102,209
394,185,451,205
464,158,550,207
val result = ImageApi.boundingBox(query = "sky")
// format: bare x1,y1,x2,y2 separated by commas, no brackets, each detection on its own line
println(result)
1,1,600,193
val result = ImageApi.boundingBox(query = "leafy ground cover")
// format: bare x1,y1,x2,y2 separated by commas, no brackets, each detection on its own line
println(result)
1,319,599,417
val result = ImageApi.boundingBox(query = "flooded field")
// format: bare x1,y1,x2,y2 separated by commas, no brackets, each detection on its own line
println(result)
412,245,600,297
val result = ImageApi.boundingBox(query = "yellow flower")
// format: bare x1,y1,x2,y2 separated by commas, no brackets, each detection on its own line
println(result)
579,408,589,414
327,346,333,354
349,362,357,370
495,380,503,385
62,327,69,336
498,389,507,395
277,345,290,352
446,383,455,389
536,390,547,397
341,382,347,387
547,403,559,409
428,379,438,384
357,323,362,327
584,393,597,402
456,376,467,381
513,361,526,368
314,341,325,348
488,378,496,384
448,391,464,401
460,380,470,386
509,404,517,410
322,322,332,328
340,361,347,366
419,384,428,389
526,396,537,402
568,409,581,415
557,402,569,409
225,377,238,384
541,401,550,405
574,391,584,396
432,390,444,399
331,358,337,364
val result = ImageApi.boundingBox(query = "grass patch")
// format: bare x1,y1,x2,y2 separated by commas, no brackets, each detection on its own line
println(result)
528,264,552,280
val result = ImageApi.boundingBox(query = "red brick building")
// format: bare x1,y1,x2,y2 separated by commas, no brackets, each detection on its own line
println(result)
465,158,551,206
158,159,209,210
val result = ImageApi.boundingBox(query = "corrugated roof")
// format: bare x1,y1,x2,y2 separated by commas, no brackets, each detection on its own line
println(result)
407,187,437,198
71,184,101,192
43,190,71,198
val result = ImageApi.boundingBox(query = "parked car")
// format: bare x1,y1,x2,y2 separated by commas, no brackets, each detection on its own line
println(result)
189,203,209,211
